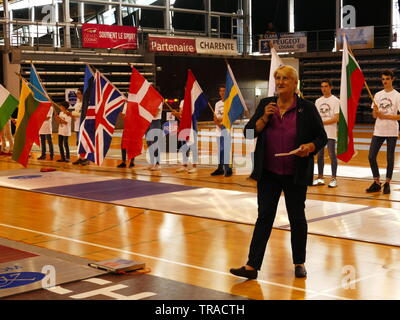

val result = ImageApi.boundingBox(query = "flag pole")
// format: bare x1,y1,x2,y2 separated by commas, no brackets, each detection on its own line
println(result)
207,102,215,114
15,73,68,113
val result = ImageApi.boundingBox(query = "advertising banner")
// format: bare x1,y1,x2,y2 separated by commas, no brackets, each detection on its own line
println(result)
259,32,307,53
336,26,374,49
82,24,138,49
148,35,196,53
195,37,238,55
148,35,238,55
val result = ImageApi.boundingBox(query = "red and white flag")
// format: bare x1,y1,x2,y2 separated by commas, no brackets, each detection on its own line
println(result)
122,67,164,160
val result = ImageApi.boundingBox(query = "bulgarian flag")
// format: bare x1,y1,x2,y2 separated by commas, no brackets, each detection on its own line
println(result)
0,85,18,131
12,80,51,167
337,35,365,163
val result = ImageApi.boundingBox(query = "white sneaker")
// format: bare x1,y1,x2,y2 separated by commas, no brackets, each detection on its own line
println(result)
150,164,161,171
328,178,337,188
312,178,325,186
188,167,197,174
176,166,187,173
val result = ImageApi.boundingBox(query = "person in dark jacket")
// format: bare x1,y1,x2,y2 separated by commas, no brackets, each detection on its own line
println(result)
230,65,327,279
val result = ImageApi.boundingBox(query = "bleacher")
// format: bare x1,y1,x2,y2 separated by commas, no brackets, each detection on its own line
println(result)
12,47,156,103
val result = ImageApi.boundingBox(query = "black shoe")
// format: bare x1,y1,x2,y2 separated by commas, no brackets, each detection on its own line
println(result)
211,168,224,176
229,266,258,280
117,162,127,168
72,158,82,165
366,182,381,193
129,160,135,168
81,159,90,166
295,265,307,278
37,155,46,160
224,168,233,177
64,159,70,163
56,159,65,162
383,182,390,194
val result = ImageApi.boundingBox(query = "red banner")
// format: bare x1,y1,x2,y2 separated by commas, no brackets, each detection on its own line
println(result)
82,24,138,49
148,35,196,53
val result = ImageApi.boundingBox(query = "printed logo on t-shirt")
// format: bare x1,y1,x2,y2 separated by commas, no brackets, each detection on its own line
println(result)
319,103,331,119
379,97,393,114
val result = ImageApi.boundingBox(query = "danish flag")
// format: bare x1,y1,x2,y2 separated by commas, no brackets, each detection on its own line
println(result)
122,67,164,160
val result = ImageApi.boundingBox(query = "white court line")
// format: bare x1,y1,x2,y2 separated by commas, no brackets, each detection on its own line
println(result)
307,267,398,299
0,222,350,300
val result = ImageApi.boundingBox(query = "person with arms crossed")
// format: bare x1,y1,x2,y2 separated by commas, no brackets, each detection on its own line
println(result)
230,65,327,279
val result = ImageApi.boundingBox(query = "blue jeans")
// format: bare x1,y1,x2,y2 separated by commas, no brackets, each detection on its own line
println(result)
317,138,337,177
146,119,162,165
368,135,397,179
217,127,232,170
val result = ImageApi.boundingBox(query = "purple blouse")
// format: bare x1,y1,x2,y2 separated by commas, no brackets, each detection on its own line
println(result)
264,96,298,175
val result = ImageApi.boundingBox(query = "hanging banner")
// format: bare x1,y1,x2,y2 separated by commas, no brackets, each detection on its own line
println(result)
148,35,196,53
259,32,307,53
195,37,238,55
336,26,374,49
82,24,138,49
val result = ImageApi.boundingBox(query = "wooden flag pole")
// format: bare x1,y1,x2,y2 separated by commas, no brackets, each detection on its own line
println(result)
208,102,215,114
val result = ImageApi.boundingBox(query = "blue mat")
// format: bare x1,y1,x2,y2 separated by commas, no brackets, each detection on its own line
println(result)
34,179,198,201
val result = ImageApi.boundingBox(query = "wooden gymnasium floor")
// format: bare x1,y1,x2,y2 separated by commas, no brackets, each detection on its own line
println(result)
1,123,400,300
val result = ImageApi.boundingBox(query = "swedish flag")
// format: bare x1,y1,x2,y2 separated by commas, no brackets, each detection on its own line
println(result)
222,63,248,130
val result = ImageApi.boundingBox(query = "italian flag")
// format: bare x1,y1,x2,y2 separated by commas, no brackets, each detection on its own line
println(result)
0,85,18,131
337,36,365,163
12,80,51,167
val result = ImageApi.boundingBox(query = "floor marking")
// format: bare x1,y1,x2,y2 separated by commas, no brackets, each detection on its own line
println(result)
45,286,73,295
83,278,112,285
278,206,374,229
0,222,351,300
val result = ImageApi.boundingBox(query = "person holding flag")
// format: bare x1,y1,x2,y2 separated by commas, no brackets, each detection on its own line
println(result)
117,102,135,168
175,69,208,173
211,63,247,177
121,67,164,169
73,66,94,166
366,69,400,194
211,84,232,176
230,65,327,280
174,99,198,173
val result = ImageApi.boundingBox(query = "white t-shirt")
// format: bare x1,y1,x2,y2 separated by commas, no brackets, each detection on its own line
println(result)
215,100,224,136
39,107,53,135
315,95,340,140
371,89,400,137
58,111,72,136
71,101,82,132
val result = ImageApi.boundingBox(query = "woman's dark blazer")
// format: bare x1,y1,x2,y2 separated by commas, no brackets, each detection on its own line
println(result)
244,96,328,186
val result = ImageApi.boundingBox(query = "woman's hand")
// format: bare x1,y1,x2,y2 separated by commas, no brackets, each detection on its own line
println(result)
293,143,315,157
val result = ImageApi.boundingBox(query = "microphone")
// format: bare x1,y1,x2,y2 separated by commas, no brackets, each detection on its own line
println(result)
268,95,278,120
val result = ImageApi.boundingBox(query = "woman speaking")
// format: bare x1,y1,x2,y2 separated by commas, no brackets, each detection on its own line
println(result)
230,65,327,279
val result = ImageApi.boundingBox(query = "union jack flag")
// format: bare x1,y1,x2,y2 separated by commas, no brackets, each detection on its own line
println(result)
78,70,126,166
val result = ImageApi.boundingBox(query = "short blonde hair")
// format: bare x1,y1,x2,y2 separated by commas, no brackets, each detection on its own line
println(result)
274,65,299,83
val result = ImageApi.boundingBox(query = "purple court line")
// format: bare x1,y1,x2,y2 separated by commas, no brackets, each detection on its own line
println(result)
277,206,374,229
